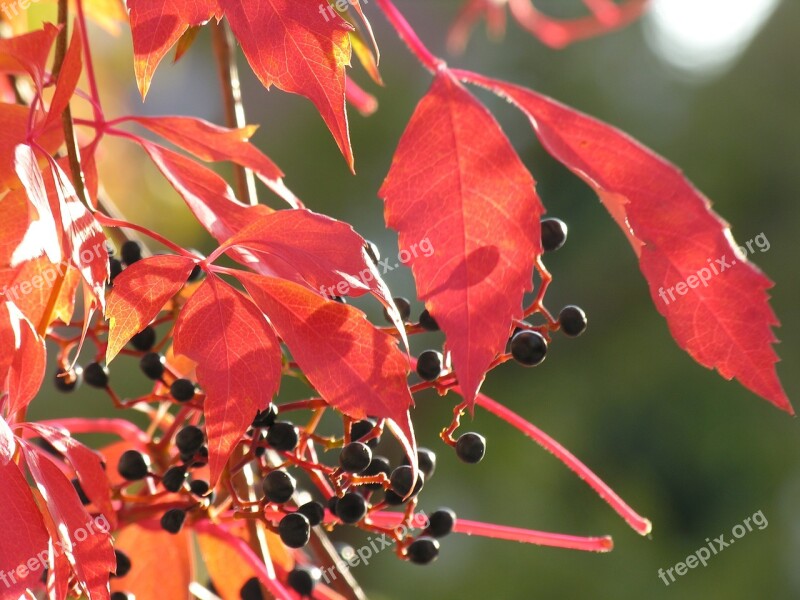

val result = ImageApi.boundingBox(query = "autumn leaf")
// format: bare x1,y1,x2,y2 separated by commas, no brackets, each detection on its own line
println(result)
1,301,46,417
106,254,197,362
379,72,543,406
238,272,417,467
460,71,791,412
111,522,194,600
0,24,60,91
173,275,282,483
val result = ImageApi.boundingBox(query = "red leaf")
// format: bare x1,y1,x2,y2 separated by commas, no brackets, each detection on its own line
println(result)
222,0,354,168
0,458,50,598
45,23,83,127
463,72,791,412
106,254,196,362
14,144,62,265
111,522,194,600
128,115,299,207
23,446,115,600
0,415,15,462
2,301,46,417
0,24,60,91
238,273,417,466
173,275,281,483
379,72,543,405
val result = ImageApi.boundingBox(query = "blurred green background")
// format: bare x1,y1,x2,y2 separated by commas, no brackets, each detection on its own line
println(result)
27,0,800,598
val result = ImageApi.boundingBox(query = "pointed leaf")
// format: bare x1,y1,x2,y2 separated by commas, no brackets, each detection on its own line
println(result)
463,72,791,412
379,73,543,405
0,24,60,91
106,254,196,362
173,276,282,483
2,301,46,417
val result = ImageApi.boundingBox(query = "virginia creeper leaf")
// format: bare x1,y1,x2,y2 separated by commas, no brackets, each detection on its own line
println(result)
106,254,196,362
2,301,46,417
0,24,60,91
379,72,543,406
463,72,791,412
173,275,282,483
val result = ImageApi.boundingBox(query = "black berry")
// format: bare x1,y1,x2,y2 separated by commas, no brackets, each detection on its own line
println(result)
130,326,156,351
287,566,319,597
339,442,372,473
113,549,132,578
161,466,187,492
559,305,587,337
239,577,263,600
415,350,443,381
175,426,205,455
541,218,568,252
363,455,392,490
187,264,204,283
170,378,196,402
384,490,406,505
109,258,123,283
327,495,339,514
297,501,325,527
389,465,424,498
160,508,186,534
418,309,439,331
54,367,82,392
279,513,310,548
252,404,278,428
403,447,437,479
335,492,367,524
455,432,486,464
83,362,109,388
262,469,296,504
266,421,299,452
427,508,456,538
111,593,133,600
139,352,166,380
384,296,411,323
120,240,142,266
510,330,548,367
72,478,90,505
117,450,150,481
189,479,211,497
406,537,440,564
350,418,380,448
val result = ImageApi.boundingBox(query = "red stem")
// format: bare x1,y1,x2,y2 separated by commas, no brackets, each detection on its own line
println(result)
75,0,103,122
94,213,195,258
375,0,443,73
22,418,149,445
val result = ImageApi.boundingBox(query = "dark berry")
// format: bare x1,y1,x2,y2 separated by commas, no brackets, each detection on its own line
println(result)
327,495,339,514
262,470,296,504
559,305,587,337
111,593,133,600
350,418,379,448
415,350,443,381
83,362,109,388
187,264,204,283
455,432,486,464
113,549,132,578
287,566,319,597
339,442,372,473
297,501,325,527
541,218,568,252
117,450,150,481
364,240,380,264
384,490,406,505
384,296,411,323
160,508,186,534
170,378,196,402
427,508,456,538
335,492,367,524
266,421,299,452
175,426,205,455
389,465,424,498
161,466,187,493
189,479,211,497
279,513,310,548
54,367,82,392
418,309,439,331
120,240,142,266
406,537,440,565
239,577,263,600
139,352,166,380
363,455,392,490
109,258,123,283
130,326,157,352
403,447,437,480
72,478,90,505
510,330,548,367
252,404,278,428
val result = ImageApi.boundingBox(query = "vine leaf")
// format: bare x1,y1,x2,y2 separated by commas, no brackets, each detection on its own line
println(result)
463,72,791,412
173,275,282,483
379,72,544,406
